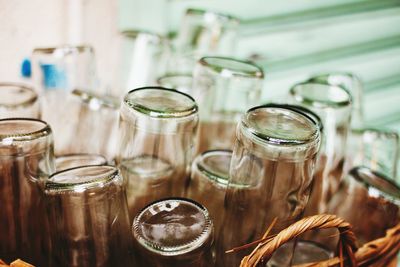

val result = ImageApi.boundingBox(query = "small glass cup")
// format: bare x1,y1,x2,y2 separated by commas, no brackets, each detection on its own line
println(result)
157,73,193,95
307,72,363,127
186,149,232,234
132,198,215,267
0,118,55,265
117,87,199,221
327,166,400,245
218,104,321,266
192,56,264,153
0,83,40,119
289,82,352,214
44,165,134,267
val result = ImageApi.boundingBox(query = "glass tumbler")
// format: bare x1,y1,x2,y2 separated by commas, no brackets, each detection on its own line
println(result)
117,87,199,221
44,165,134,267
132,198,215,267
192,56,264,153
218,104,321,266
157,73,193,95
307,72,363,127
289,82,352,214
0,83,40,119
0,118,55,265
327,166,400,245
186,149,232,234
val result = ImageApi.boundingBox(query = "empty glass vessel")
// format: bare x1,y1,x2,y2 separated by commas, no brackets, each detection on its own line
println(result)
117,87,199,221
218,104,321,266
157,73,193,95
192,56,264,153
289,82,352,214
328,166,400,245
186,149,232,234
0,83,40,119
45,165,134,267
55,153,108,172
132,198,215,267
0,118,55,265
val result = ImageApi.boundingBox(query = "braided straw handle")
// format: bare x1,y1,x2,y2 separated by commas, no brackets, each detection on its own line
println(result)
240,214,358,267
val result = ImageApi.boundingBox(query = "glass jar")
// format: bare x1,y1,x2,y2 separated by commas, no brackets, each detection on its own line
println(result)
117,87,199,221
289,82,352,214
44,165,134,267
0,118,55,265
55,153,108,172
186,149,232,234
157,73,193,96
192,56,264,153
0,83,40,119
217,104,321,266
132,198,215,267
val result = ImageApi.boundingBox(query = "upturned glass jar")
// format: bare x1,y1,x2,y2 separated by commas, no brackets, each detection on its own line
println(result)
289,82,352,214
192,56,264,153
0,118,55,265
0,83,40,119
217,104,321,266
132,198,215,267
45,165,134,267
117,87,199,221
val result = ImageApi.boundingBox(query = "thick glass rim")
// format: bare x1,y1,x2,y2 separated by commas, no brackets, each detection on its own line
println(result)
157,73,193,85
241,104,320,146
132,197,213,256
290,82,352,108
55,153,108,167
186,8,240,24
33,45,94,55
199,56,264,79
123,86,198,119
351,127,399,139
121,29,165,42
308,72,361,84
350,166,400,205
72,89,120,109
0,118,52,142
45,165,119,193
195,149,232,186
0,83,38,108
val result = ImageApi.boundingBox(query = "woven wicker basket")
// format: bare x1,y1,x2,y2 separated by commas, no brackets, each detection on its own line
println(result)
238,214,400,267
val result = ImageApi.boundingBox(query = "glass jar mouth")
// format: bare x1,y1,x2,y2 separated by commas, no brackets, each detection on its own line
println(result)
33,45,93,56
351,127,399,140
186,8,240,24
0,118,52,142
350,166,400,204
121,29,165,43
132,198,213,256
290,82,352,108
124,86,198,119
45,165,120,193
55,153,108,171
199,56,264,79
195,149,232,186
72,89,120,109
241,104,320,146
157,73,193,87
0,83,38,108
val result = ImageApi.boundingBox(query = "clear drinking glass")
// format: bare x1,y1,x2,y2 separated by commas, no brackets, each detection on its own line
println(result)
218,104,321,266
289,82,352,214
132,198,215,267
117,87,199,221
0,83,40,119
192,56,264,153
44,165,134,267
345,127,399,179
157,73,193,95
307,72,363,127
111,30,169,97
186,149,232,234
327,166,400,245
0,118,55,265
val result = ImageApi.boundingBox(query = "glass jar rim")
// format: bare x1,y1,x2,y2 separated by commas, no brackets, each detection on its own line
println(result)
33,45,93,55
121,29,166,43
45,165,120,193
157,73,193,85
199,56,264,79
290,82,352,108
55,153,108,170
195,149,232,186
241,104,320,147
132,197,213,256
0,118,52,142
350,166,400,205
123,86,198,119
72,89,120,109
186,8,240,24
0,83,38,108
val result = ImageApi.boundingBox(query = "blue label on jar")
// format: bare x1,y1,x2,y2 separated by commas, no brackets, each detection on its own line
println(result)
40,63,67,90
